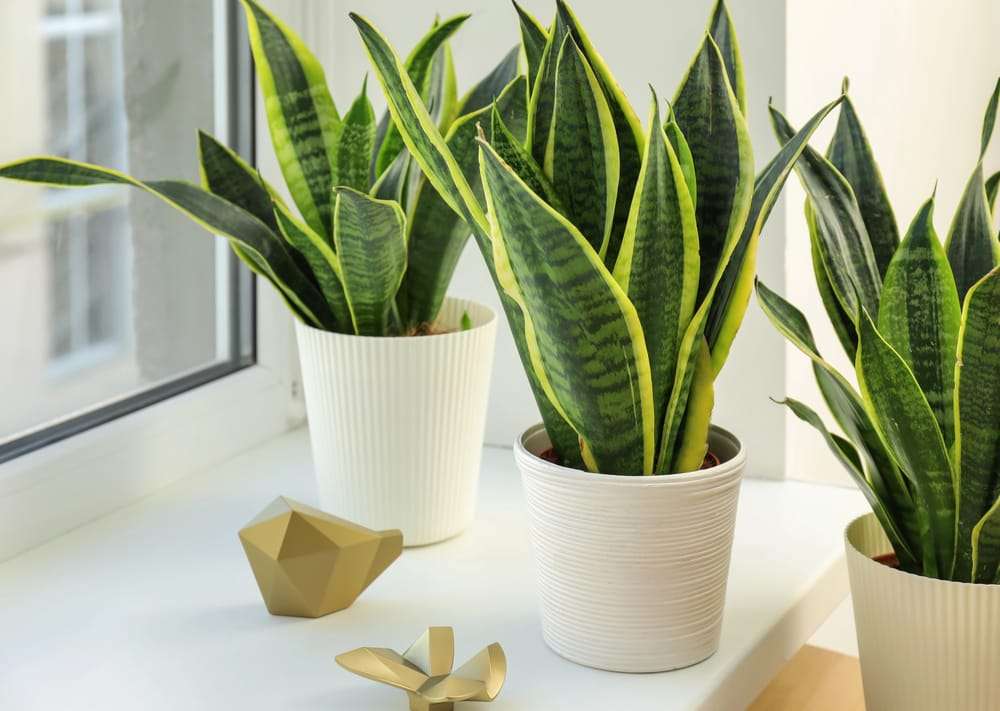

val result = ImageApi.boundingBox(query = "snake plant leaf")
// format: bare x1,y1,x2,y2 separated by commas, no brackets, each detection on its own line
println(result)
955,267,1000,581
808,202,858,359
371,150,411,203
480,138,655,475
673,34,754,304
490,107,563,211
705,94,844,374
336,79,376,192
706,0,747,117
856,310,956,579
672,337,715,473
980,77,1000,158
664,112,697,209
353,12,580,463
0,156,335,329
457,46,520,116
333,187,407,336
401,77,528,328
878,197,961,448
946,165,998,303
770,105,882,321
197,130,277,232
554,1,644,268
986,170,1000,214
782,396,919,570
826,95,899,276
513,1,548,93
372,14,470,178
432,43,459,133
241,0,340,238
527,12,570,164
613,93,698,439
274,201,352,331
545,35,620,257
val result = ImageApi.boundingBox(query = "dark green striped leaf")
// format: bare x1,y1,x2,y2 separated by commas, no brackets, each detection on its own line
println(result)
372,14,470,178
986,170,1000,214
707,0,746,117
706,94,844,374
333,187,407,336
457,46,520,116
527,12,569,165
197,130,277,231
0,156,335,329
612,93,698,441
770,105,882,320
807,201,858,358
827,95,899,276
878,197,960,449
337,79,376,192
480,139,654,475
664,112,697,209
955,268,1000,582
513,1,548,93
370,150,410,203
555,1,644,268
489,106,563,211
241,0,340,238
946,165,998,303
545,35,619,256
856,310,955,580
673,34,754,304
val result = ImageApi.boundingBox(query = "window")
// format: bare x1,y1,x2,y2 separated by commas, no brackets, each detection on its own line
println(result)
0,0,255,461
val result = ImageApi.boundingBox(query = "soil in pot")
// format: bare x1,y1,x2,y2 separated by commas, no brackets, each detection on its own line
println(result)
537,448,721,471
873,552,900,569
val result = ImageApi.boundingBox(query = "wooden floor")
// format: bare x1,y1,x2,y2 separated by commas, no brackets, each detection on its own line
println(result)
748,646,865,711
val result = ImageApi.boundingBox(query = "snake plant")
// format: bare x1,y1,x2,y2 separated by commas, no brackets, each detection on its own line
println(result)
757,79,1000,582
0,1,524,336
354,0,842,473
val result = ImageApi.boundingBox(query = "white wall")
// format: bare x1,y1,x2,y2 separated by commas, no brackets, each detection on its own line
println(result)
784,0,1000,485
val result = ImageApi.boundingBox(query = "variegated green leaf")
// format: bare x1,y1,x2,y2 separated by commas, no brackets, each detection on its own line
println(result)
706,94,844,375
612,92,697,440
673,337,714,473
781,396,919,571
946,79,1000,303
955,267,1000,582
526,14,568,165
337,79,376,192
770,105,882,320
856,310,955,580
878,197,960,449
707,0,746,117
673,34,754,304
807,201,858,358
827,95,899,276
664,112,697,209
0,156,335,329
555,1,644,267
372,14,470,178
480,139,654,475
241,0,340,238
545,35,619,256
371,150,410,203
197,130,277,231
457,46,520,116
513,1,548,93
274,201,352,331
489,106,563,211
432,42,459,133
333,187,407,336
986,170,1000,214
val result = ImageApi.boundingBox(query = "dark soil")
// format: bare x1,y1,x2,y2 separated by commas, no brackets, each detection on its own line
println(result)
873,552,900,569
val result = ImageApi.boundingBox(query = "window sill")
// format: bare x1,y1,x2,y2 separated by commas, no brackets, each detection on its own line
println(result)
0,427,867,710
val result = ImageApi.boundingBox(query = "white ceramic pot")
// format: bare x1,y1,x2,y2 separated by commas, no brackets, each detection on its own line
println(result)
294,298,496,547
846,514,1000,710
514,423,746,672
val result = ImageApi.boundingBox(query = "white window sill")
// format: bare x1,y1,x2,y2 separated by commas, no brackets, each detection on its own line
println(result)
0,427,867,710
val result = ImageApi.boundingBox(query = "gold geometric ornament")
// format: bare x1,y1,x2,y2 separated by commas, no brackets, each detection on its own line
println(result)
238,496,402,618
336,626,507,711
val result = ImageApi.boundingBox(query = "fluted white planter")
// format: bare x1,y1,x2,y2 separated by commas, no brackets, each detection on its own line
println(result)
514,423,746,672
295,298,496,547
846,514,1000,710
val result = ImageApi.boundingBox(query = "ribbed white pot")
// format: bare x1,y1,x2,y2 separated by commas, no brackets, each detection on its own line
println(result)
295,298,497,547
514,424,746,672
846,514,1000,710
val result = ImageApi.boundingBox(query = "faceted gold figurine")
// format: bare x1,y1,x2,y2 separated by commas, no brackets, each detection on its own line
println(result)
238,496,402,618
336,627,507,711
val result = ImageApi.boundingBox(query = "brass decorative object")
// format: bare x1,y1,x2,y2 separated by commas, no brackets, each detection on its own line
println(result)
336,627,507,711
238,497,402,618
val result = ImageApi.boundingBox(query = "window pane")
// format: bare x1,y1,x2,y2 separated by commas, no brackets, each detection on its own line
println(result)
0,0,253,451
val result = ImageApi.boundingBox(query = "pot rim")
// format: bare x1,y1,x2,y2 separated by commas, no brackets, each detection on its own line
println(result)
845,513,1000,589
514,422,745,484
294,296,496,342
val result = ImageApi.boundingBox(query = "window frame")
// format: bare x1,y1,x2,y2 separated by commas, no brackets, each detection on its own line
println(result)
0,0,308,561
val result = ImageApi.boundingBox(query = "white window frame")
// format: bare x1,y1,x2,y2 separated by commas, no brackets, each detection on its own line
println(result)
0,0,336,562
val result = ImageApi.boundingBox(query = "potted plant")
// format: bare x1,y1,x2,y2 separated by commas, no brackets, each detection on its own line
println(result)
758,79,1000,708
0,1,527,546
353,0,843,671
